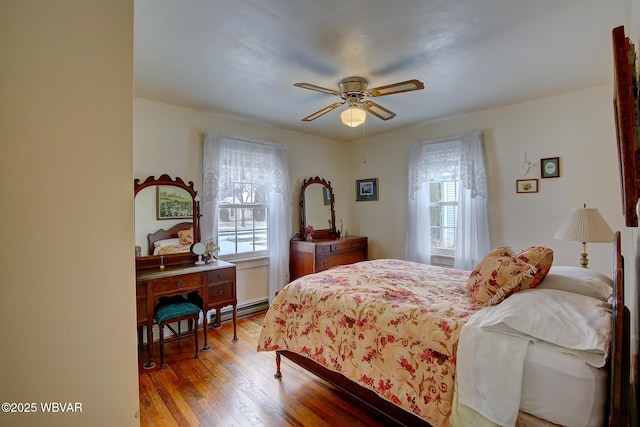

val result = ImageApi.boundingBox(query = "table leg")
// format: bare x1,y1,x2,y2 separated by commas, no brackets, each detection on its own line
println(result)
213,308,222,328
201,313,211,351
231,305,238,343
137,325,143,350
143,323,156,369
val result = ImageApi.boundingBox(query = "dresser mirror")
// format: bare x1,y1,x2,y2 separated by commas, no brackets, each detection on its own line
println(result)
298,176,337,240
134,174,201,269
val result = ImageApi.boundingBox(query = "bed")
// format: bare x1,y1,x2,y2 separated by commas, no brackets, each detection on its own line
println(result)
147,222,194,256
257,233,630,427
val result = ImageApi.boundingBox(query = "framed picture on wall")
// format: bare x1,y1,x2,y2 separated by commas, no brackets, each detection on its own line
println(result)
516,179,538,194
157,185,193,219
356,178,379,201
540,157,560,178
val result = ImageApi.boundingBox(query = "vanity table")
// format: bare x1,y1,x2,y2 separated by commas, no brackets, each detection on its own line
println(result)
134,175,237,369
136,260,237,368
290,177,368,281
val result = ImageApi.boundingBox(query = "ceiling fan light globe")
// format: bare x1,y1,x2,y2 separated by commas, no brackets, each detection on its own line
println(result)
341,107,366,127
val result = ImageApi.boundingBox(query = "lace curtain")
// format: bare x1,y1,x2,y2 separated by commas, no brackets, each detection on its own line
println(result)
203,131,291,302
405,131,490,270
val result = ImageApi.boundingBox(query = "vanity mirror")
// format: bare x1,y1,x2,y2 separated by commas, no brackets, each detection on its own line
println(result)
134,174,202,269
296,176,337,240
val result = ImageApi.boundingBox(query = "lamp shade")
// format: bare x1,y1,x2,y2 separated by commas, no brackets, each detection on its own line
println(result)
553,208,613,243
341,107,366,127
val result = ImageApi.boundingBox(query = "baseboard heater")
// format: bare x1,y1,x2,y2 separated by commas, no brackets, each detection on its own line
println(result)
208,298,269,326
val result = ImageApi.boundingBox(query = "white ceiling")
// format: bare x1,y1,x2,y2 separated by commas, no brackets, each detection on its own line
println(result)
134,0,630,142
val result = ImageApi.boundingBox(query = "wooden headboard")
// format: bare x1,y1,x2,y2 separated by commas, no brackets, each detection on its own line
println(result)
147,221,193,255
612,25,639,227
609,231,630,426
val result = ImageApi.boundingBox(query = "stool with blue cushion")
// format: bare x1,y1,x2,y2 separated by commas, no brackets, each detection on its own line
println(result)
154,301,202,369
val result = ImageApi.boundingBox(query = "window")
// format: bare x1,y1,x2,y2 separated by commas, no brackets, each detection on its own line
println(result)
429,179,459,255
203,133,291,267
218,180,268,257
405,132,489,270
204,132,291,300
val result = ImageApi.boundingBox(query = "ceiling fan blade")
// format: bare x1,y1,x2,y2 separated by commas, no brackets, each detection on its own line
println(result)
301,101,345,121
294,82,340,96
367,79,424,97
361,101,396,121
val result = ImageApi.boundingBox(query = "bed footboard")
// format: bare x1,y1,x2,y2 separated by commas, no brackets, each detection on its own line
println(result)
275,350,433,427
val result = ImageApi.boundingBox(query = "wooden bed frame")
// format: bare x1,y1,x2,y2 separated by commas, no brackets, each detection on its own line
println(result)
274,231,630,427
147,221,193,256
612,25,639,228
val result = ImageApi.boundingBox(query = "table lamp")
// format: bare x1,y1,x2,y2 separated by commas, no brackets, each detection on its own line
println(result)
553,204,613,268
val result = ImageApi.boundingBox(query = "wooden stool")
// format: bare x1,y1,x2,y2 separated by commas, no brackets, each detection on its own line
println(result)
154,302,202,369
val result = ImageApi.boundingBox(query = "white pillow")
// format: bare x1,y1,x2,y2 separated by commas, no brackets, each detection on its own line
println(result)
478,288,612,367
154,238,180,248
536,266,613,302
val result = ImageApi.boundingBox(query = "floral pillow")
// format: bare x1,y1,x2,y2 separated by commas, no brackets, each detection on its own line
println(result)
177,228,193,246
467,247,537,305
514,246,553,289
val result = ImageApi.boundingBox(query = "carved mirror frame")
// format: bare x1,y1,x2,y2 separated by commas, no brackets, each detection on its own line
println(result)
134,174,201,269
297,176,337,240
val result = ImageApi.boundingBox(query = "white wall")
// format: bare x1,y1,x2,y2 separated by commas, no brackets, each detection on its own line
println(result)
0,2,139,426
350,84,624,276
134,98,351,303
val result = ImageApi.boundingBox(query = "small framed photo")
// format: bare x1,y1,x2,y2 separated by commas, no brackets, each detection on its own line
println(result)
516,179,538,193
356,178,378,201
323,186,331,205
541,157,560,178
157,185,193,219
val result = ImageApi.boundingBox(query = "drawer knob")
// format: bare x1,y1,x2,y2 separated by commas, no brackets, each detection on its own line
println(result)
218,274,224,279
323,261,328,266
350,244,355,248
218,290,224,296
175,280,182,287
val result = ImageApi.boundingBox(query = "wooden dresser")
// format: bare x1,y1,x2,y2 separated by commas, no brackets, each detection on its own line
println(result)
136,260,237,368
290,236,368,281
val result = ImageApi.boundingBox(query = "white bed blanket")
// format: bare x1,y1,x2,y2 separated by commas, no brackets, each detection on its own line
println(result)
456,289,611,427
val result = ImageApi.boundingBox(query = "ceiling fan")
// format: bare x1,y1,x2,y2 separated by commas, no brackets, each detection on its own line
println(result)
294,76,424,127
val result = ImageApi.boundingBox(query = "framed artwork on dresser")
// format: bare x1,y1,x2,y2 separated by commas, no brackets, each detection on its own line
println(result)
323,186,331,205
157,185,193,220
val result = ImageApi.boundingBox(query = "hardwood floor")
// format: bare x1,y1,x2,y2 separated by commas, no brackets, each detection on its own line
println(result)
138,313,387,427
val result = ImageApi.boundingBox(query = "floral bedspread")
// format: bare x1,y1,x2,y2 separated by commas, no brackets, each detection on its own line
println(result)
257,259,481,427
156,244,191,255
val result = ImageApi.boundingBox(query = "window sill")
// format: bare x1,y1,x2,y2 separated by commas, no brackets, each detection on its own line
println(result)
431,254,454,268
220,255,269,270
